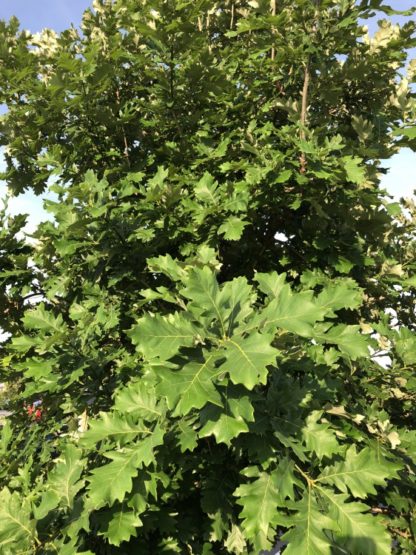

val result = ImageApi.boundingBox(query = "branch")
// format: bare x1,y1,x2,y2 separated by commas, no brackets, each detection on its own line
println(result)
300,63,310,132
207,13,212,53
170,43,175,101
299,61,310,174
271,0,277,61
22,292,44,302
299,2,321,174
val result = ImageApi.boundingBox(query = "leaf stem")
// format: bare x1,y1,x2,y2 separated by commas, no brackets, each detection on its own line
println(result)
295,464,315,487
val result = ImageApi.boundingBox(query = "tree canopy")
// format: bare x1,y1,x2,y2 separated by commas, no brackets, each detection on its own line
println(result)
0,0,415,553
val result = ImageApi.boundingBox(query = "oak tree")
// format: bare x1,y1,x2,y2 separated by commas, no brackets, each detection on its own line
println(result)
0,0,415,553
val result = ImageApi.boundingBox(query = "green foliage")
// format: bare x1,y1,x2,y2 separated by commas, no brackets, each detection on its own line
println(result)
0,0,415,553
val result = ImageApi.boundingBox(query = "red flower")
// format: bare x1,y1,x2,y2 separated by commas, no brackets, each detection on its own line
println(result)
27,405,34,416
34,409,42,421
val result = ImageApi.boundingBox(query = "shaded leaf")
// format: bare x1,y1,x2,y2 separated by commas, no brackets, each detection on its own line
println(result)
319,324,369,359
36,444,85,518
158,355,222,415
218,217,249,241
220,333,278,390
114,380,163,421
317,445,401,498
101,508,142,546
0,488,36,554
301,411,339,460
87,427,163,509
129,312,198,361
319,489,392,555
199,396,254,446
280,489,337,555
258,286,326,337
82,413,153,447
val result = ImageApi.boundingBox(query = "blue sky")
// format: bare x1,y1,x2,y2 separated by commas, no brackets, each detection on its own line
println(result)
0,0,91,32
0,0,415,233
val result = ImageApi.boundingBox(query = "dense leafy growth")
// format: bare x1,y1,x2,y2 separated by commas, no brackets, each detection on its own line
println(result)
0,0,415,553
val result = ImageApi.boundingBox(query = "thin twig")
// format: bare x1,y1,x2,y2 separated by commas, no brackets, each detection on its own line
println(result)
389,528,412,539
115,88,130,167
371,507,392,515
